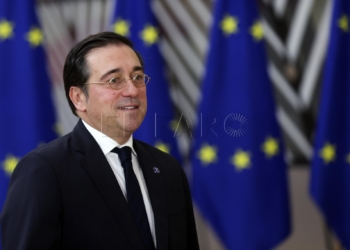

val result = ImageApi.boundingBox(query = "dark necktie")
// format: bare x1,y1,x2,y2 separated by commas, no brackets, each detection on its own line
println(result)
111,146,155,250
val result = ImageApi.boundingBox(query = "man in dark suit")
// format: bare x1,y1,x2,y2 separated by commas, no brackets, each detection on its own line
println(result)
0,32,199,250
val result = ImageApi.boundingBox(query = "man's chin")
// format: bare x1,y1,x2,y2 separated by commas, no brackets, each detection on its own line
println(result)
106,123,141,137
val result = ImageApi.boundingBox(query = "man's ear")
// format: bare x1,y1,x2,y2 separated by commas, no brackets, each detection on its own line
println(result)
69,86,87,112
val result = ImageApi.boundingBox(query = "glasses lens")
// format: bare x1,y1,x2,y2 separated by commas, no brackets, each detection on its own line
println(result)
109,77,125,89
144,75,150,85
132,74,148,87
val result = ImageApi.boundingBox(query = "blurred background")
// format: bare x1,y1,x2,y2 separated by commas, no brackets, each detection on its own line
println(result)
1,0,349,249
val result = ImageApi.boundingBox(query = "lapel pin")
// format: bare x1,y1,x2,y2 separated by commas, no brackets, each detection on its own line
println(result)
153,167,160,174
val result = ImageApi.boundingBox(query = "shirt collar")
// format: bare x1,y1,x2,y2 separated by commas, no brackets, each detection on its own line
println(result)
82,120,137,156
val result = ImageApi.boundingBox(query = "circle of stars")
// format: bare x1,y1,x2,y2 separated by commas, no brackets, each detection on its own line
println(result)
196,136,280,171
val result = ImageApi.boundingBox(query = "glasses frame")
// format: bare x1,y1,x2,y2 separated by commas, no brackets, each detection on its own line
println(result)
84,73,150,90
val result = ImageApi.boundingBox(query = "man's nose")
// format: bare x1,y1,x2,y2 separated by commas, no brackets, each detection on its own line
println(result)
122,79,139,96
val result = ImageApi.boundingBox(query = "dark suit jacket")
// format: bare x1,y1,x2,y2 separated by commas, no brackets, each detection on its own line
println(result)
0,120,199,250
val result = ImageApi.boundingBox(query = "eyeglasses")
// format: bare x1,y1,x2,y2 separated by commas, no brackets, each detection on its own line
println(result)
84,73,150,90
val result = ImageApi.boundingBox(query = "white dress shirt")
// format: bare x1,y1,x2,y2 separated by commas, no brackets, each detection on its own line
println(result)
82,121,156,246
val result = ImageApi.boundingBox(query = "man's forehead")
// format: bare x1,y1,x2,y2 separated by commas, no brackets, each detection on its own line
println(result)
86,44,141,67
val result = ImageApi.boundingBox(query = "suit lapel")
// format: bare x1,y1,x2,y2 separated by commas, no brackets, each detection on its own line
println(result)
134,140,169,250
72,120,145,250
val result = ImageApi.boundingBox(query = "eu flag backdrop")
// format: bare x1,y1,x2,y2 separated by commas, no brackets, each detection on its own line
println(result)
111,0,180,161
191,0,291,249
310,0,350,247
0,0,56,237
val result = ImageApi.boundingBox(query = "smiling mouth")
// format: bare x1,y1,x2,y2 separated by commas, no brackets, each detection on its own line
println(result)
118,105,139,110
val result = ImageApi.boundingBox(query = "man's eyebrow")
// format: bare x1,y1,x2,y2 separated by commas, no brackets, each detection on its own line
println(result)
99,66,144,81
100,68,121,81
133,66,144,72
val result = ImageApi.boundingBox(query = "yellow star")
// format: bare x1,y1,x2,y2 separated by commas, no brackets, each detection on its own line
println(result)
261,136,279,158
345,153,350,164
26,27,44,47
155,141,170,154
0,19,14,40
319,142,336,165
220,15,238,36
338,14,349,32
140,25,159,45
113,19,130,36
230,149,251,171
197,143,217,166
2,155,19,176
250,21,264,41
346,152,350,165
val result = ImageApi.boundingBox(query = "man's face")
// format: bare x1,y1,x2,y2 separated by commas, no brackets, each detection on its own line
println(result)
80,44,147,142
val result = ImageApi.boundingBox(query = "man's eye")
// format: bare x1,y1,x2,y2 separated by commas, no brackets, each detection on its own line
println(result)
109,77,122,83
133,74,144,81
